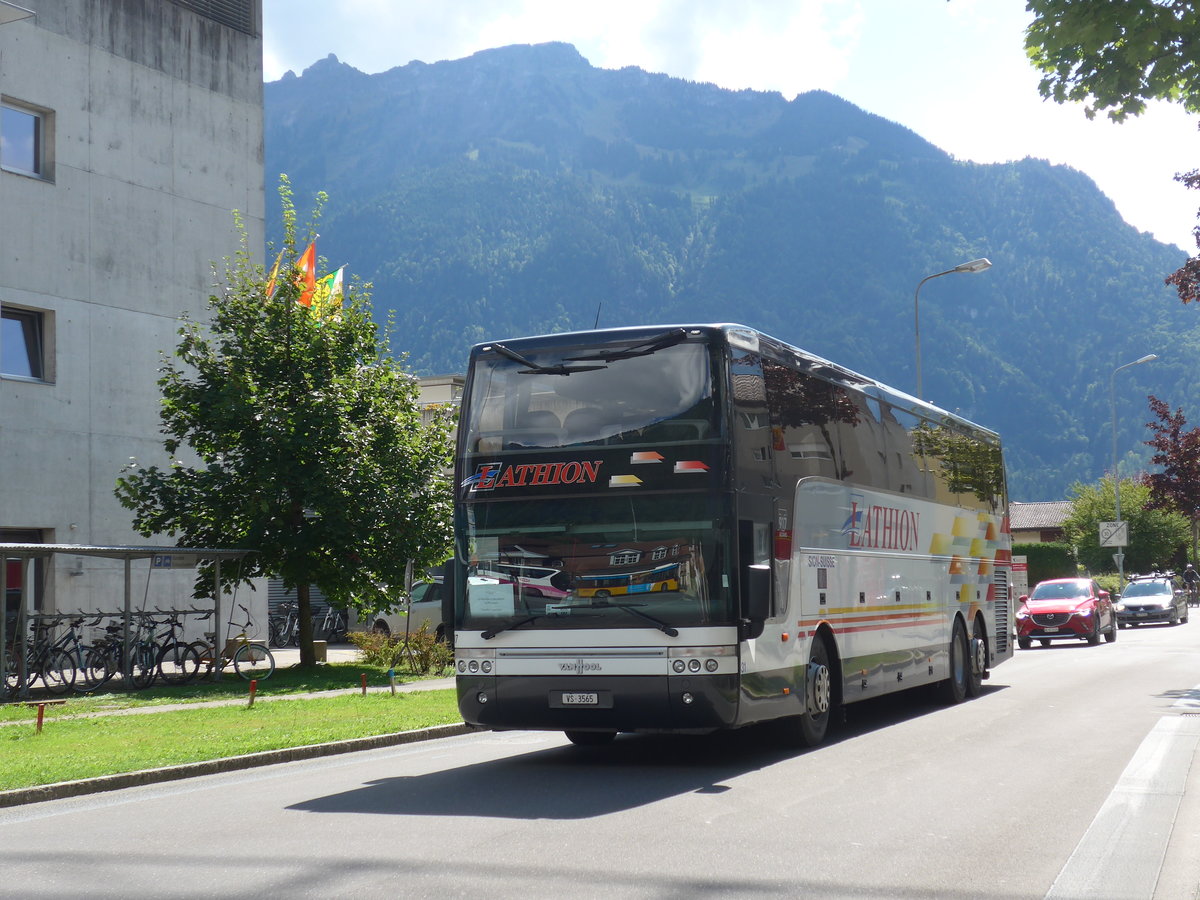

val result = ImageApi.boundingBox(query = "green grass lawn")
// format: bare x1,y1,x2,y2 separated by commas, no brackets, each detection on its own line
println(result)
0,661,449,722
0,688,462,792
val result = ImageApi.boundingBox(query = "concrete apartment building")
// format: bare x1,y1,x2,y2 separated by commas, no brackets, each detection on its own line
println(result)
1,1,264,617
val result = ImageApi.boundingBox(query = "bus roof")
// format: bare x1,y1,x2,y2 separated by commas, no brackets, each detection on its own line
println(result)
468,323,999,442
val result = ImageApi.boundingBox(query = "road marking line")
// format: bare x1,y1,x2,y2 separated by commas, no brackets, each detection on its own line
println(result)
1046,714,1200,899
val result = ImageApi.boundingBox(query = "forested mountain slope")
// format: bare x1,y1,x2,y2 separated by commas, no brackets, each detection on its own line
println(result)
265,42,1194,500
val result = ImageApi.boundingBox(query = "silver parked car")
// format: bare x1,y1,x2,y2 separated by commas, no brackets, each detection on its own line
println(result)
356,581,445,639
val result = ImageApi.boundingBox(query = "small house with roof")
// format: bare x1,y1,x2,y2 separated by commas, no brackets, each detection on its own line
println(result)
1010,501,1071,545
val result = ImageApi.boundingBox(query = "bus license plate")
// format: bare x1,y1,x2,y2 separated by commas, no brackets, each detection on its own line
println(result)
561,692,598,705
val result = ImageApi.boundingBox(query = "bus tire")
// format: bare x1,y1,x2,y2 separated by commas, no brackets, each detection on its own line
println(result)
966,617,986,698
776,635,834,748
939,619,968,705
564,730,615,747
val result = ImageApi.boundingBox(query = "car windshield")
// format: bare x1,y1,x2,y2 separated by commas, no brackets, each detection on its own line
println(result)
1029,581,1088,600
1122,581,1172,598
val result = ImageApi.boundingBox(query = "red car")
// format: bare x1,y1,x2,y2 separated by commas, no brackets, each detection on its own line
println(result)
1016,578,1117,648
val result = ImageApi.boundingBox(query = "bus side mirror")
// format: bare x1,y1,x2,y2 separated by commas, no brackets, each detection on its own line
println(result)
746,563,771,622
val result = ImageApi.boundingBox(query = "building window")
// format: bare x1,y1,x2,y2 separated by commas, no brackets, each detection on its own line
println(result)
1,99,53,179
610,550,642,566
1,306,46,380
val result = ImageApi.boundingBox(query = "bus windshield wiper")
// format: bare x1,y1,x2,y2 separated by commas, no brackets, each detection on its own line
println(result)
481,613,543,639
564,328,690,363
481,608,600,639
491,343,608,376
583,600,679,636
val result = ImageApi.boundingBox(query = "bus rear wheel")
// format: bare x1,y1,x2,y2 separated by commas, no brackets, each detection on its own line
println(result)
564,730,616,747
966,617,986,698
939,619,968,704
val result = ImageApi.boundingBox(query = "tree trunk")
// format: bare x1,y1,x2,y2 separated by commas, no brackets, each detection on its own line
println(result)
297,581,317,667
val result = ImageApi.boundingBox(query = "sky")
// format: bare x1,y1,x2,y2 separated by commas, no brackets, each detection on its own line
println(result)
262,0,1200,252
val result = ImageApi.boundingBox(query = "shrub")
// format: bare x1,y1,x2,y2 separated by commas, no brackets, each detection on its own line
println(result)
346,623,452,675
346,630,405,668
1014,542,1075,588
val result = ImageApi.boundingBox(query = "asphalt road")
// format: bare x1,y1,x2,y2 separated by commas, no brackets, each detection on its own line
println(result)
3,620,1200,898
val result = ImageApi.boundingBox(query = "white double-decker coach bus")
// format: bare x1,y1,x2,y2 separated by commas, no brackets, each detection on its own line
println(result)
449,324,1013,746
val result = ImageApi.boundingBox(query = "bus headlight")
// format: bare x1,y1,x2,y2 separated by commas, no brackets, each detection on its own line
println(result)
668,645,736,675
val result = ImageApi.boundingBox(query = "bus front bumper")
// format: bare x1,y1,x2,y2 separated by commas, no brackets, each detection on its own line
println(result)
457,673,740,734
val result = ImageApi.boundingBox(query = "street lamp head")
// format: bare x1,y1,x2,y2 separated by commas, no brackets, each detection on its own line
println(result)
1136,354,1158,364
953,258,992,274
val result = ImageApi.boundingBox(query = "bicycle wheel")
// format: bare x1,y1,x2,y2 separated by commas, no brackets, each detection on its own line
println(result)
41,648,77,694
233,642,275,680
129,643,157,689
157,641,202,685
77,645,112,692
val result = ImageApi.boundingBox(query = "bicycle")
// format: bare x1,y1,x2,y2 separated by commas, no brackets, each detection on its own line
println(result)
154,610,208,685
196,603,275,680
89,613,159,690
319,604,348,643
269,600,299,648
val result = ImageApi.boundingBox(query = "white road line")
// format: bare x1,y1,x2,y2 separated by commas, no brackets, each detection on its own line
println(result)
1046,712,1200,899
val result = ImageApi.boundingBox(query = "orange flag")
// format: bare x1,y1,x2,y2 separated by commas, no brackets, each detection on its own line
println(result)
295,242,317,307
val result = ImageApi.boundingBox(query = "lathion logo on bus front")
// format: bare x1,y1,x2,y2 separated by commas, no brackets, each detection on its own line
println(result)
842,498,920,551
463,460,604,492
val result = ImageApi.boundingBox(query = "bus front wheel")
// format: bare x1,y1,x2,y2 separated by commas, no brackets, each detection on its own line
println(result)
775,636,833,748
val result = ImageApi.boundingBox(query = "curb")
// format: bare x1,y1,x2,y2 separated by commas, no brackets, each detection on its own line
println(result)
0,722,478,809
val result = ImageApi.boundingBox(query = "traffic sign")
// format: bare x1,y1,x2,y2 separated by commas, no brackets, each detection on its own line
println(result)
1100,521,1128,547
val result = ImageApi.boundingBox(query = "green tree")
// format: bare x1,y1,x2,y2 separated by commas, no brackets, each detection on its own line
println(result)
1143,395,1200,562
116,181,454,666
1025,0,1200,122
1061,475,1189,575
1025,1,1200,302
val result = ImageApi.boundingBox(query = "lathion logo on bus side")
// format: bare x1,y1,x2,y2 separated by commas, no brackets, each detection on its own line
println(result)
463,460,604,492
841,498,920,552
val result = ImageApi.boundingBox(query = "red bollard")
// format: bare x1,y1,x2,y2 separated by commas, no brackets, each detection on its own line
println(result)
361,673,368,696
248,678,257,708
35,703,45,734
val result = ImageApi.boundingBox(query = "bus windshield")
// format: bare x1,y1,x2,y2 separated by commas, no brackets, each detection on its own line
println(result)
463,338,717,452
459,493,732,632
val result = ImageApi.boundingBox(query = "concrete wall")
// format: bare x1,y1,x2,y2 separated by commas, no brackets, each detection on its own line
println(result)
0,0,264,616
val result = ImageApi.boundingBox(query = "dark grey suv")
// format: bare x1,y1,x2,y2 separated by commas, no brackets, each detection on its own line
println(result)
1117,575,1189,627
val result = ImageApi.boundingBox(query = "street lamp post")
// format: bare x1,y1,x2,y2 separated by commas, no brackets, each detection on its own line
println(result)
914,258,992,400
1110,353,1158,588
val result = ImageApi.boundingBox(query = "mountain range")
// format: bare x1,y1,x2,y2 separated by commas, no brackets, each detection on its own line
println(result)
264,41,1197,502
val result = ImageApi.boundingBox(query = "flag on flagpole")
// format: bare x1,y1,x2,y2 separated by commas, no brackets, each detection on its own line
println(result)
295,242,317,307
312,266,345,314
264,249,284,298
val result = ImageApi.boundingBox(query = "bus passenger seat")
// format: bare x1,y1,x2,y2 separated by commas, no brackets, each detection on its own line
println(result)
507,409,561,448
563,407,606,444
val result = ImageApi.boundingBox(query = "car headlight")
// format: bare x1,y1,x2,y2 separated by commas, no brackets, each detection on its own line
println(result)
1016,610,1028,620
1075,607,1094,617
